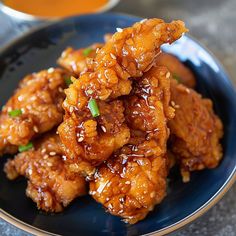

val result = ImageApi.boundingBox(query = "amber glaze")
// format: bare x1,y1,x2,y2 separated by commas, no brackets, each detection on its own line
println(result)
4,0,108,17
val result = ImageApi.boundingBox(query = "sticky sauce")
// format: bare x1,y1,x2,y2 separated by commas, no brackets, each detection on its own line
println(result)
4,0,109,18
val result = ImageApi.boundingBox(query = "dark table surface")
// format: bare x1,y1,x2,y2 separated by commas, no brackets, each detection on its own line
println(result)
0,0,235,235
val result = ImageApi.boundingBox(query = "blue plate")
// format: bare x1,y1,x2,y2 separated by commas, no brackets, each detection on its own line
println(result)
0,13,235,236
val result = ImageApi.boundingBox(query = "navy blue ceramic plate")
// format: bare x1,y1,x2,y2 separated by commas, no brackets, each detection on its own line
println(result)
0,13,235,236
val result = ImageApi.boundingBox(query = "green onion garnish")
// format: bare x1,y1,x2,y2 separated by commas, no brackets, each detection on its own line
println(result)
8,109,22,117
82,47,93,57
64,76,73,86
173,74,181,82
18,142,33,152
88,99,100,117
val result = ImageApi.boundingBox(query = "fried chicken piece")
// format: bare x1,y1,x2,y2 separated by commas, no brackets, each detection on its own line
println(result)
168,79,223,182
0,68,67,156
64,19,187,110
58,100,130,177
4,132,86,212
90,66,174,224
58,19,187,177
156,53,196,88
58,43,103,75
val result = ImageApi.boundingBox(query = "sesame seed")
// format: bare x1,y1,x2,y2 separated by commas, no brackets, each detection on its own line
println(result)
150,191,155,198
41,148,46,154
166,72,171,78
101,126,106,133
78,137,84,142
186,88,190,94
96,48,100,53
69,106,74,113
175,104,180,109
125,181,131,185
43,154,49,159
116,27,123,32
86,89,93,95
47,162,53,167
56,130,59,134
33,126,39,133
28,169,33,175
62,155,67,161
58,87,64,93
140,18,147,23
48,67,54,73
110,53,116,59
49,151,56,156
171,101,176,107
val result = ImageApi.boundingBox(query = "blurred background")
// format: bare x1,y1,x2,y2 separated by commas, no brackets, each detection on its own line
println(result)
0,0,235,235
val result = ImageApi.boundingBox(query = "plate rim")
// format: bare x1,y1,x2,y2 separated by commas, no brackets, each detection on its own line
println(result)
0,12,235,236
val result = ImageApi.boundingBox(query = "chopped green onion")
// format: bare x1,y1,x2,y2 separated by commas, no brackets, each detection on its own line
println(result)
18,142,33,152
82,47,93,57
8,109,22,117
64,76,73,86
173,73,181,82
88,99,100,117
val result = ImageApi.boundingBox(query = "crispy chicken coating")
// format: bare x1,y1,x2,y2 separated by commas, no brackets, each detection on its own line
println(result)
58,100,130,177
58,19,187,177
58,43,103,75
90,66,174,224
0,68,67,155
4,132,86,212
64,19,187,110
156,53,196,88
168,79,223,182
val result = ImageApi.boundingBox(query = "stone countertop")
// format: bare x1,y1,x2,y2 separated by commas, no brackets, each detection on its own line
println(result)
0,0,235,235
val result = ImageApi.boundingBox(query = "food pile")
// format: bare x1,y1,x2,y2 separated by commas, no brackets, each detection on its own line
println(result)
0,19,223,224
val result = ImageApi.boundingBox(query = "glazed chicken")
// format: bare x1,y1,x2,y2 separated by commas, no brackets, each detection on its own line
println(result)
4,132,86,212
168,79,223,182
90,66,174,224
0,68,67,155
58,19,187,177
58,43,103,75
156,53,196,88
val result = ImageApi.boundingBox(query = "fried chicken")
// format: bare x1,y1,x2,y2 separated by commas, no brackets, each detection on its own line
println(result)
0,68,67,155
58,43,103,75
168,79,223,182
58,100,130,177
90,66,174,224
156,53,196,88
58,19,187,177
4,132,86,212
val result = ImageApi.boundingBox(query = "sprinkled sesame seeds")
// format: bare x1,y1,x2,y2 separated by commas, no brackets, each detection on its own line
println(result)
175,104,180,109
140,18,147,23
116,27,123,32
49,151,56,156
69,106,74,113
101,126,107,133
110,53,116,59
33,126,39,133
78,137,84,142
171,101,176,107
150,192,155,198
58,87,64,93
41,148,46,154
166,72,171,78
43,154,49,159
47,67,54,73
